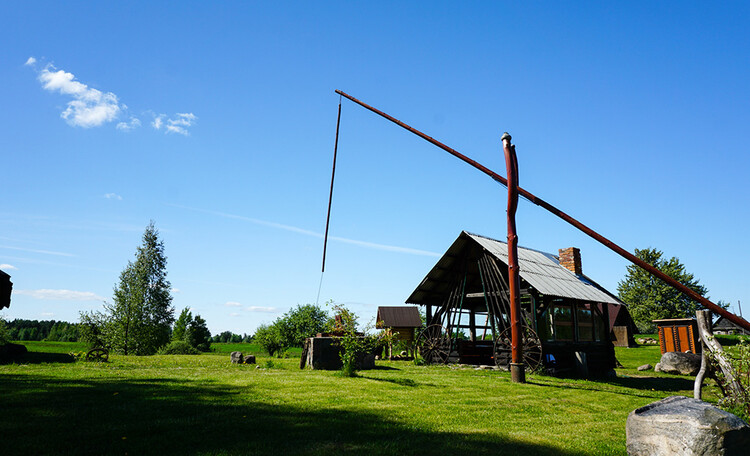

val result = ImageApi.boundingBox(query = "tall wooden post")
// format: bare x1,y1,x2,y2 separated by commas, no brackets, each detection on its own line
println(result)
502,132,525,383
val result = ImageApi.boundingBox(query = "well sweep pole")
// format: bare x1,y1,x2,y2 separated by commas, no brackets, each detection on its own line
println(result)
334,89,750,333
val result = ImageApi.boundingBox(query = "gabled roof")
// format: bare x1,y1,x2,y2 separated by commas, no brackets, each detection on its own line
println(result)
376,306,422,328
406,231,623,306
714,315,750,330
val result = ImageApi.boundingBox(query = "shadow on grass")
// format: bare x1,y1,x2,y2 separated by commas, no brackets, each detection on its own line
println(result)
1,351,76,365
0,373,582,456
607,375,695,392
358,375,419,387
527,374,694,399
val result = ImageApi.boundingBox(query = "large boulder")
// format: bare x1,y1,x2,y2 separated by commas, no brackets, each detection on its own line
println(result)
655,351,702,376
230,351,243,364
626,396,750,455
243,354,256,364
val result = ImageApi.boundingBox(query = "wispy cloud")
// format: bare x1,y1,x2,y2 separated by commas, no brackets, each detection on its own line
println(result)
247,306,278,313
0,264,17,270
170,204,440,257
152,113,196,135
225,301,242,307
36,64,122,128
14,289,106,301
40,312,55,317
25,57,36,66
116,117,141,132
0,245,75,257
104,193,122,200
171,288,181,294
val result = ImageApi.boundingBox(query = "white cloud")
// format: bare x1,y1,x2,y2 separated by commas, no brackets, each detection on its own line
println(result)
0,264,17,270
247,306,278,313
37,65,122,128
116,117,141,132
29,58,197,136
14,289,106,301
171,288,181,294
40,312,55,317
104,193,122,200
153,112,196,135
225,301,242,307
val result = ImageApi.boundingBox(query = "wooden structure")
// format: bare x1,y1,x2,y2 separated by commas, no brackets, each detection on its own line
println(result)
407,231,627,376
654,318,701,354
713,315,750,336
0,269,12,310
376,306,422,358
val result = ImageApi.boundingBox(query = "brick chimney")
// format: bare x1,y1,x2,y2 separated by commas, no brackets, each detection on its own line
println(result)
559,247,582,276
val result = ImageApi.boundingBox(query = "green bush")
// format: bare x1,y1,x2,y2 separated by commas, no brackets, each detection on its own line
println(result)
158,340,200,355
715,340,750,422
0,318,10,345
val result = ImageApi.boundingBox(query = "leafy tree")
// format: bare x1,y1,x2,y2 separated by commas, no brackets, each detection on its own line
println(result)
252,303,331,356
254,323,284,357
101,222,175,355
172,308,193,341
0,317,10,345
617,247,708,332
281,304,331,347
185,315,211,352
170,307,211,352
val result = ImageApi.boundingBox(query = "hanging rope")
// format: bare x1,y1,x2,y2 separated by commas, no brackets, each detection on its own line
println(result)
316,96,342,305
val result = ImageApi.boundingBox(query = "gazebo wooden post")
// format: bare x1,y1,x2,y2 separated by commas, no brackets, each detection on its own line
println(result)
502,132,525,383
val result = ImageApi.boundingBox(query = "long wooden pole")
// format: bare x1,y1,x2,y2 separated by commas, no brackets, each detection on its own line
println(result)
335,89,750,334
503,132,525,383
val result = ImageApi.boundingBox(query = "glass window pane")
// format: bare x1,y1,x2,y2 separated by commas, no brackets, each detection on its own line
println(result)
553,305,573,341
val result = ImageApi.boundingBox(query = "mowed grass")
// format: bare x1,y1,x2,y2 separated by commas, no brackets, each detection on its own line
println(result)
0,342,715,456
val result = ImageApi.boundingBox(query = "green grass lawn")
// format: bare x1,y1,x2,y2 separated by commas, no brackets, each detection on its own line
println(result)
0,341,719,456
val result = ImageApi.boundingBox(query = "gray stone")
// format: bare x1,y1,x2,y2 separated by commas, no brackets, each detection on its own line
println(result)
230,351,243,364
243,354,256,364
656,352,702,376
637,364,652,372
626,396,750,455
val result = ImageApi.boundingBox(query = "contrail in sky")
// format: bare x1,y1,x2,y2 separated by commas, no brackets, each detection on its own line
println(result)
169,204,440,257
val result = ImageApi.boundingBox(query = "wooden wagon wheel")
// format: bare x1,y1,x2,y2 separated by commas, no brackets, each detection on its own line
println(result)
86,347,109,362
494,326,543,371
417,324,450,364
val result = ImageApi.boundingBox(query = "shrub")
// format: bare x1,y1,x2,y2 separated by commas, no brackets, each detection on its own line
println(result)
715,339,750,422
158,340,199,355
0,317,10,345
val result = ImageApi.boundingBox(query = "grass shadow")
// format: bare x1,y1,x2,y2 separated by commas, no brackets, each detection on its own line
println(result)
359,375,419,387
1,351,76,365
0,373,584,456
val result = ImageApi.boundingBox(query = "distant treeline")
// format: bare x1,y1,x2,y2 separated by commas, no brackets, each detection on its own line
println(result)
5,319,79,342
4,319,253,344
212,331,253,343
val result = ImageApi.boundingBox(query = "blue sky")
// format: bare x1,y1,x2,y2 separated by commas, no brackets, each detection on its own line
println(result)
2,2,750,335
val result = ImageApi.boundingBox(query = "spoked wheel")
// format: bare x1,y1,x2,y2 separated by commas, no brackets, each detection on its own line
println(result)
494,326,543,371
417,324,450,364
86,347,109,362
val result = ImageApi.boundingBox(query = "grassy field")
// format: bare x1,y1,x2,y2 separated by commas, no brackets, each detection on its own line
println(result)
0,341,720,456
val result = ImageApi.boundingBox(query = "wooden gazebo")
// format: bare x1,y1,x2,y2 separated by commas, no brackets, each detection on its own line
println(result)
406,231,627,377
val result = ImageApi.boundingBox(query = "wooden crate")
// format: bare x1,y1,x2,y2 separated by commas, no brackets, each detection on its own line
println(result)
654,318,700,354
